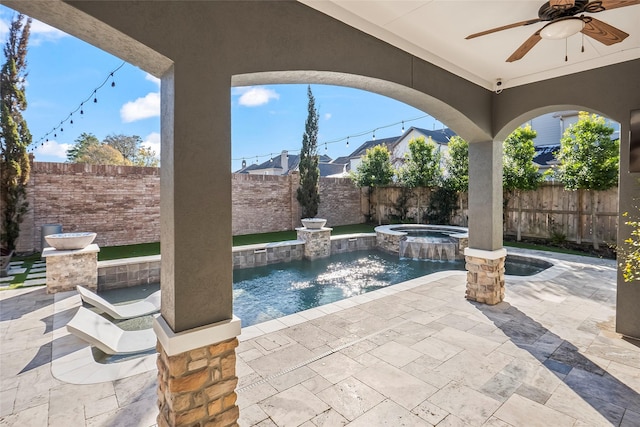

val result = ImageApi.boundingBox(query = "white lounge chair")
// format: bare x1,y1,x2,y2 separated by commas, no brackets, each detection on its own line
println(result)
66,307,157,355
76,285,160,320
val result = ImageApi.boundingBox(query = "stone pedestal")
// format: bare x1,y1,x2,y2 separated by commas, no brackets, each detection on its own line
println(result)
154,315,241,427
296,227,332,260
464,248,506,305
42,244,100,294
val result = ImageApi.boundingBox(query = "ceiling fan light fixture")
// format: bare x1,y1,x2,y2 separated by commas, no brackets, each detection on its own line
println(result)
540,17,584,39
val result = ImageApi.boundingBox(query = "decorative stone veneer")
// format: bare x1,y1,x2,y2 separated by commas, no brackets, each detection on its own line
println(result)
376,230,403,254
464,248,506,305
42,244,99,294
331,233,377,253
156,337,239,427
296,228,332,260
232,241,304,269
98,255,160,290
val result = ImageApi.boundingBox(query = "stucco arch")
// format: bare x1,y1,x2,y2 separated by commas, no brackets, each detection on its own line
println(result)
232,71,490,144
495,104,618,141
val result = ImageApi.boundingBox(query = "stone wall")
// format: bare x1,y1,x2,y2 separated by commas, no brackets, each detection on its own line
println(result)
16,162,366,253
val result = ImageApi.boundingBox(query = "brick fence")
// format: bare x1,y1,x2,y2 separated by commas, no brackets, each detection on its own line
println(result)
16,163,365,253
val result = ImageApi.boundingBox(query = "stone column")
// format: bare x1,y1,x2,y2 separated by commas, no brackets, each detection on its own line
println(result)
296,227,332,259
464,248,506,305
466,140,505,304
154,316,241,427
42,244,99,294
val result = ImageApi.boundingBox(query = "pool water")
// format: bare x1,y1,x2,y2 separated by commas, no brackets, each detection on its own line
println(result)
97,250,550,331
233,250,548,327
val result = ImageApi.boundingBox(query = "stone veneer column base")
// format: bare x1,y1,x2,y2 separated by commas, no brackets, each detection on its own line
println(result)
154,315,241,427
42,244,99,294
464,248,507,305
296,227,332,260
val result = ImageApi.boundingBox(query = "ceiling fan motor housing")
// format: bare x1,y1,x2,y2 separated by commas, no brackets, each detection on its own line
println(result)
539,0,602,20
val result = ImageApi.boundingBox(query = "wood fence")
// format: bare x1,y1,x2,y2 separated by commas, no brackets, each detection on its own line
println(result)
372,183,618,244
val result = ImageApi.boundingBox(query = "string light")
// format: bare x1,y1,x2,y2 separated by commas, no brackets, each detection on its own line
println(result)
401,121,405,132
232,113,431,165
30,62,126,149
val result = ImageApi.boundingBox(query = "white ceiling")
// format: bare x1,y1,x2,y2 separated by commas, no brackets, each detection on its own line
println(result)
300,0,640,91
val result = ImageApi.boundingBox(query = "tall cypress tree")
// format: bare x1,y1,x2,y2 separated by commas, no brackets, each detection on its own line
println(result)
296,85,320,219
1,14,32,252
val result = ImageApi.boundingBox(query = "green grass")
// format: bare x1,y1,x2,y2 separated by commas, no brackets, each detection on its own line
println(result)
98,242,161,261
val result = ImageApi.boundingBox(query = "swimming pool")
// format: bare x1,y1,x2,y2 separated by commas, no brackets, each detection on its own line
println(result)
98,249,550,330
232,249,548,327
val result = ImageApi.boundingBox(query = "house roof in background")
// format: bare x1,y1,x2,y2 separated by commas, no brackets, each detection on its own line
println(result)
533,144,560,167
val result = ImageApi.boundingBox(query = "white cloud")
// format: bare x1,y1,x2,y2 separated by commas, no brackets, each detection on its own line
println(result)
141,132,161,155
35,140,70,160
120,92,160,123
234,86,279,107
145,73,160,86
0,16,68,45
324,113,332,120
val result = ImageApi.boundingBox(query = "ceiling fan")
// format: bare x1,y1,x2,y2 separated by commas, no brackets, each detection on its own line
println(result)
466,0,640,62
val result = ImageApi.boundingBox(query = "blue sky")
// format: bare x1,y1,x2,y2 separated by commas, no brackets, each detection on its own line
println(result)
1,7,443,171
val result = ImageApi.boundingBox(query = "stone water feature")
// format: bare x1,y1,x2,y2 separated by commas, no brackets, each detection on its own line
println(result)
375,225,468,261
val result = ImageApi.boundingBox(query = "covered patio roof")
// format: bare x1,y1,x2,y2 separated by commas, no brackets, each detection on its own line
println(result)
2,1,639,426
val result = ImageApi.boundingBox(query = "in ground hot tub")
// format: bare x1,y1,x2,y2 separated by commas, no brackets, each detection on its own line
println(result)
375,224,468,261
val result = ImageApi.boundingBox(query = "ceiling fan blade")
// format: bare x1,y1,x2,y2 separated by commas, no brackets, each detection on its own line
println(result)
598,0,640,11
466,19,541,40
582,17,629,45
506,32,542,62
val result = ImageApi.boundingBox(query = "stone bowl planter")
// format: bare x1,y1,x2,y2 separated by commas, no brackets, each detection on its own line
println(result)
45,232,97,251
301,218,327,229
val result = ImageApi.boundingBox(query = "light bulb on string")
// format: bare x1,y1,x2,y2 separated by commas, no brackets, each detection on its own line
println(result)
93,91,98,103
110,73,116,87
80,103,84,115
401,121,405,132
325,142,327,151
346,137,349,148
372,130,376,141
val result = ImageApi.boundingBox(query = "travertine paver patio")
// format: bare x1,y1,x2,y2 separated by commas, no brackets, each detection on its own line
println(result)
1,248,639,426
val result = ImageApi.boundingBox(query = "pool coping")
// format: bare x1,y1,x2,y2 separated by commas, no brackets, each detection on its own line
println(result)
50,246,571,384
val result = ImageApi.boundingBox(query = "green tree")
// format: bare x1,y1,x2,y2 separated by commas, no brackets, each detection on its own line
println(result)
76,144,129,165
104,133,142,162
503,125,543,241
351,145,395,225
443,135,469,226
398,136,442,223
67,132,100,163
296,86,320,219
444,136,469,193
1,14,32,252
554,112,619,250
134,146,160,167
